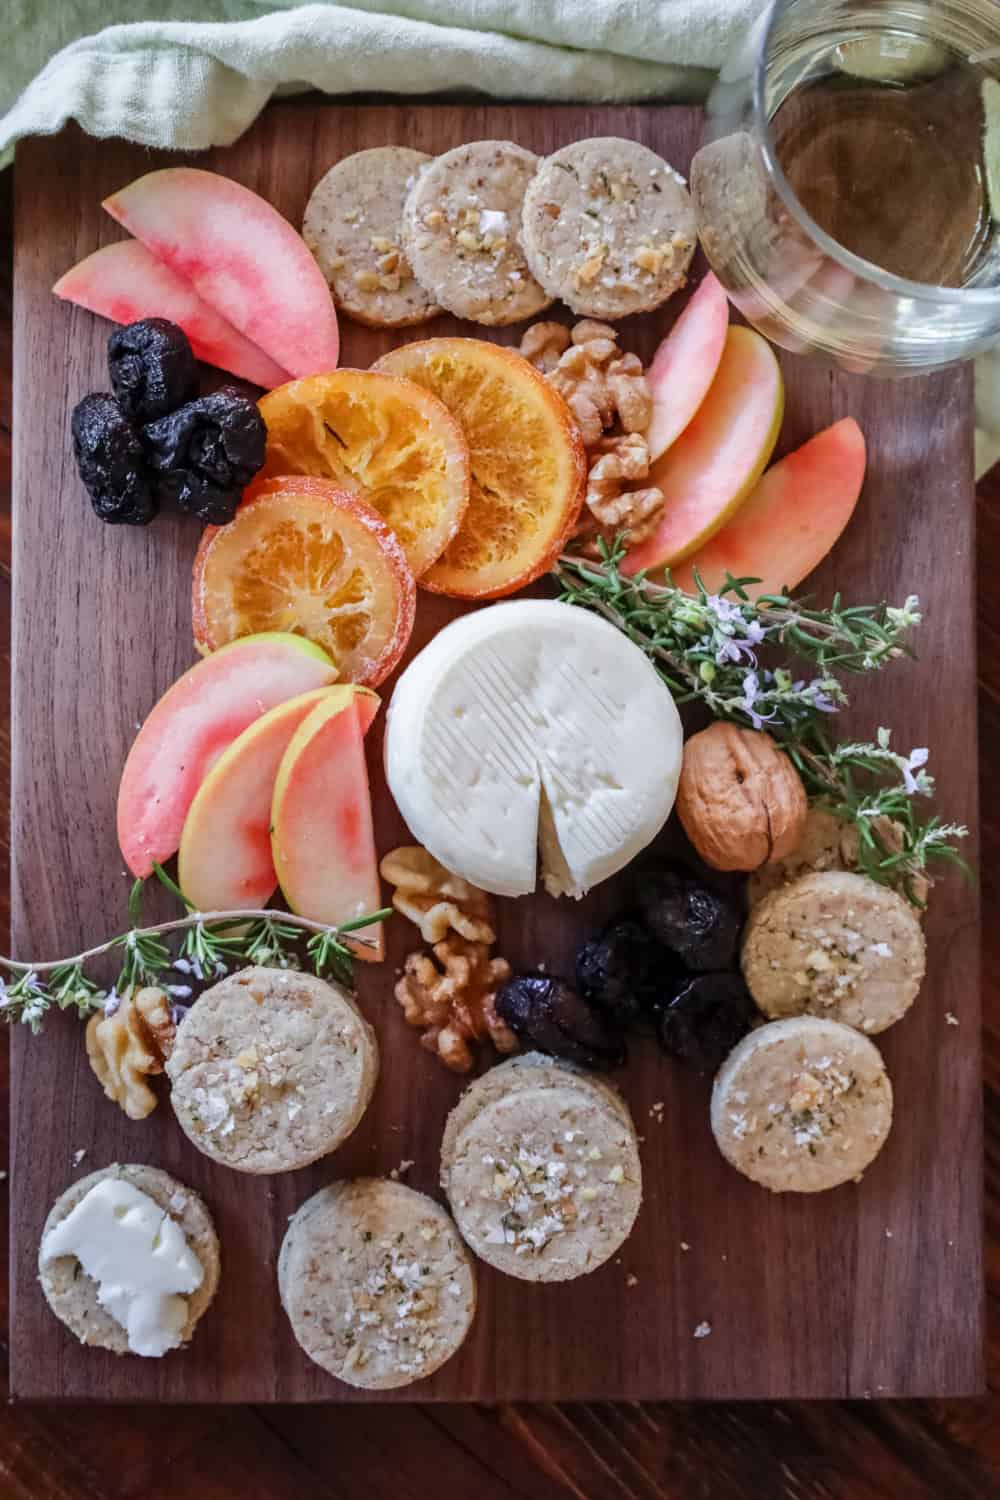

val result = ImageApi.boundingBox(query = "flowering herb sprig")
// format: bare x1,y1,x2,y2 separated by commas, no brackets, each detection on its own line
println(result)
0,864,391,1032
553,538,968,902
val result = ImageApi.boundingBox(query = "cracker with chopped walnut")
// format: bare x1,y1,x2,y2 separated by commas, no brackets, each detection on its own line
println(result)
401,140,551,325
741,870,925,1035
165,966,378,1174
521,137,696,319
303,147,441,328
711,1016,893,1193
442,1062,642,1282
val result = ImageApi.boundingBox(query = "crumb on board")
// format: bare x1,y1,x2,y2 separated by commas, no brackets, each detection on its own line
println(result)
680,1240,691,1252
71,1149,87,1167
945,1012,959,1026
389,1159,415,1181
649,1101,665,1123
885,1228,893,1239
626,1273,639,1288
693,1321,712,1339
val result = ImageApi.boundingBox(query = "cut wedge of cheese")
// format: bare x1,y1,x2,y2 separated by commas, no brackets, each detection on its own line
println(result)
384,601,683,898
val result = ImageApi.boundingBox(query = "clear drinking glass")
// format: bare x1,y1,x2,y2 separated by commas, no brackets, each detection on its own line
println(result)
691,0,1000,375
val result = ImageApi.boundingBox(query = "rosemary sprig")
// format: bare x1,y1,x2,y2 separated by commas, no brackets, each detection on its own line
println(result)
554,537,968,902
0,865,393,1032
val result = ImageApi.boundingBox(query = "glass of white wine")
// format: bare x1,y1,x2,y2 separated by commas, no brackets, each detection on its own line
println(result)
691,0,1000,375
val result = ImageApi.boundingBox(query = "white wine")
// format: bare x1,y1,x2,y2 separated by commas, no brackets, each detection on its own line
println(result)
692,0,1000,376
769,35,996,288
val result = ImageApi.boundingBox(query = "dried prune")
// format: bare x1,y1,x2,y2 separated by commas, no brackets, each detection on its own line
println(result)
657,973,756,1072
576,916,673,1027
71,393,155,525
495,974,626,1071
108,318,198,423
638,862,741,971
143,387,265,523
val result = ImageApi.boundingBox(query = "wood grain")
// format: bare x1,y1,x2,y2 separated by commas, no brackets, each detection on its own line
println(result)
7,105,982,1407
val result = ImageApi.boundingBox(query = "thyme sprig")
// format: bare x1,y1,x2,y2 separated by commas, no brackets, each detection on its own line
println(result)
554,538,968,901
0,863,391,1032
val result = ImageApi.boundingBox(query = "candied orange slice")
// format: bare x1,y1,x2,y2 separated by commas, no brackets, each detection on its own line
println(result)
192,476,416,688
373,338,585,598
258,370,469,577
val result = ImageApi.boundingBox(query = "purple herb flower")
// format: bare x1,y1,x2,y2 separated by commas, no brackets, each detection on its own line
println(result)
902,747,929,795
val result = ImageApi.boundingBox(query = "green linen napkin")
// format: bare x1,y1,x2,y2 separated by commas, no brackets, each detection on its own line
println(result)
0,1,760,168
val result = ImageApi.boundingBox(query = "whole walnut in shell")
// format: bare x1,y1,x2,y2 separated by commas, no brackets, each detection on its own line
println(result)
676,722,808,872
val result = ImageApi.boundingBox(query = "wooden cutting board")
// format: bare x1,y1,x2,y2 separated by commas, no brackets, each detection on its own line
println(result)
9,104,982,1403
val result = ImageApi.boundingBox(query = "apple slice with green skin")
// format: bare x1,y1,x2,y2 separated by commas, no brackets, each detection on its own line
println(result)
646,272,730,462
53,240,289,390
177,685,379,912
623,326,784,575
117,633,336,879
272,693,384,961
102,168,339,379
670,418,867,599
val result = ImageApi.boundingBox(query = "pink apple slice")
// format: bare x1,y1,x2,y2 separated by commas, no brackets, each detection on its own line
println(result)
271,694,384,961
103,168,340,378
117,632,336,879
178,685,379,912
53,240,289,390
623,326,784,574
647,272,730,461
671,418,866,599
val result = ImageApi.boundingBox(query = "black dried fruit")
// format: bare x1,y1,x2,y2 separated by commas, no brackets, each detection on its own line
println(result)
71,393,156,526
108,318,198,424
143,387,266,523
576,916,673,1027
657,973,756,1072
495,974,626,1071
638,863,741,972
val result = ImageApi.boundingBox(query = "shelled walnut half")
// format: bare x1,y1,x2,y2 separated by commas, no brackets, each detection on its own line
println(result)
519,317,662,553
382,844,517,1071
85,986,176,1120
396,937,517,1073
380,845,496,944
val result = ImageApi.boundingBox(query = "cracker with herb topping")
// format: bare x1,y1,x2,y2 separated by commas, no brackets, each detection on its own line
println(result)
711,1016,893,1192
521,137,696,319
303,146,442,328
401,140,551,325
278,1178,476,1388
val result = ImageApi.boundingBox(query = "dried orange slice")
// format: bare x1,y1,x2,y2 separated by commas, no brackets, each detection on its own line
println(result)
192,476,416,688
373,338,586,599
257,370,469,577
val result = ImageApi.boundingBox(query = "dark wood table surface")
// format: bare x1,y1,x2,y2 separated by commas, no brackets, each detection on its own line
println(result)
2,159,999,1496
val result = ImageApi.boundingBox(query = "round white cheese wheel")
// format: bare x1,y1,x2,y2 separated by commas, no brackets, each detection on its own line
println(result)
385,600,683,897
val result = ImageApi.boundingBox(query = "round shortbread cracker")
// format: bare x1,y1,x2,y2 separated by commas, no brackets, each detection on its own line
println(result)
278,1178,476,1389
711,1016,893,1192
741,871,925,1034
166,966,378,1174
521,137,696,319
443,1067,642,1282
303,146,442,327
440,1052,632,1185
748,808,929,910
38,1163,220,1355
402,140,551,325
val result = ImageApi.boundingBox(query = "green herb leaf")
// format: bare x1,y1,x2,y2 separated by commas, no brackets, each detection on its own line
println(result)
552,537,968,903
